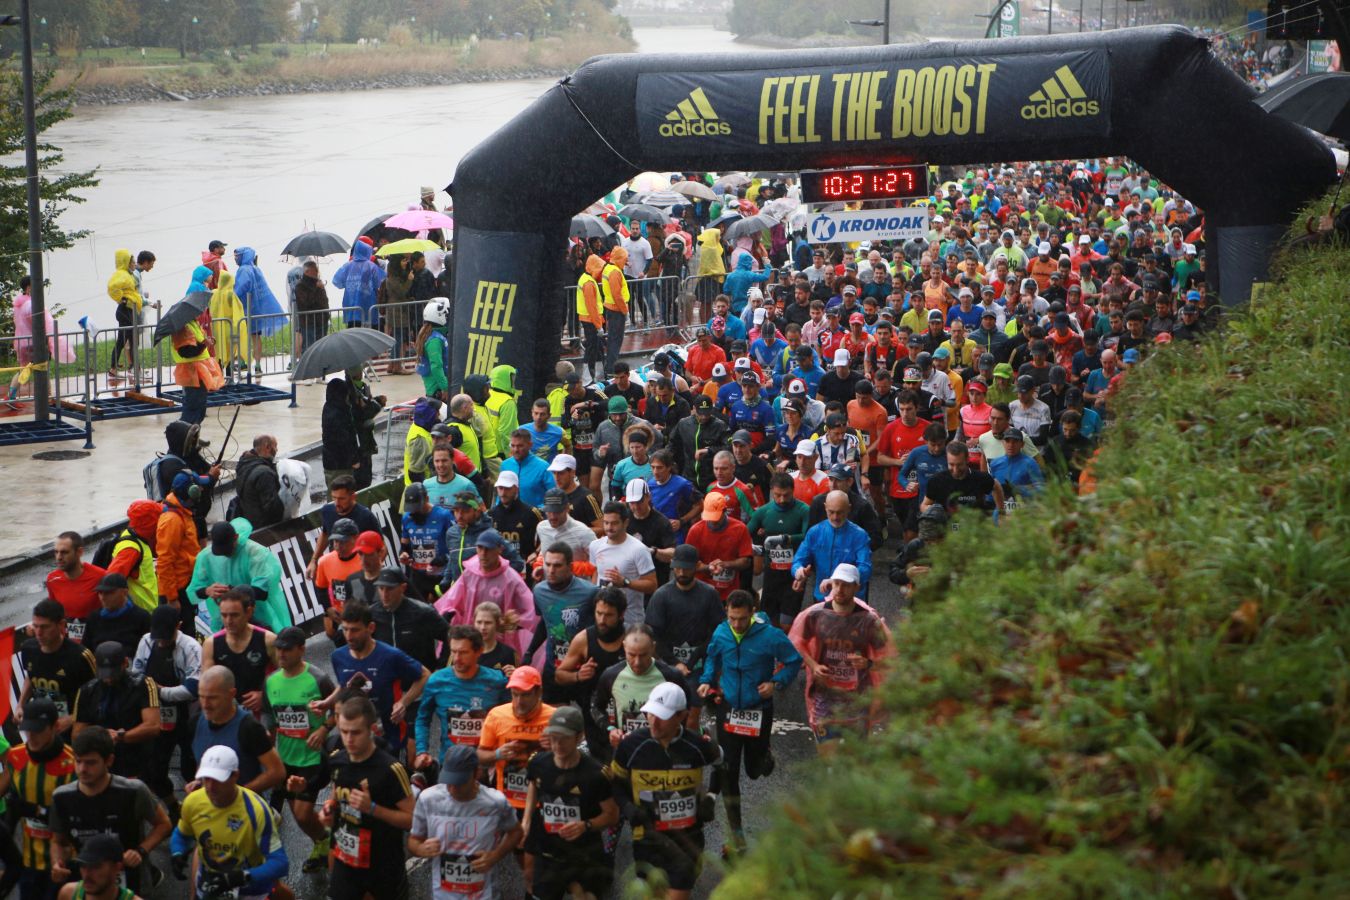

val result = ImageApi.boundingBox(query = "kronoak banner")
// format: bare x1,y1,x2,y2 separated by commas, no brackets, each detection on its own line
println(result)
448,26,1336,400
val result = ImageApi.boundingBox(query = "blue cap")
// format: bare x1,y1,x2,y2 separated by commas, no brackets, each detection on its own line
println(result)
439,744,479,786
171,471,207,494
1122,348,1140,363
1186,290,1202,302
474,529,507,550
932,346,951,360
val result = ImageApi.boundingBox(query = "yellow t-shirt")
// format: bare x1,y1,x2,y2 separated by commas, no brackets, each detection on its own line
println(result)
177,786,283,872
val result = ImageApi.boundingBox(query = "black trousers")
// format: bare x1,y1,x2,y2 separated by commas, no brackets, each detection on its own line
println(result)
711,702,774,837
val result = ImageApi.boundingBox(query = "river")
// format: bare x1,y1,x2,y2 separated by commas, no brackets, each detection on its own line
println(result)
39,26,750,331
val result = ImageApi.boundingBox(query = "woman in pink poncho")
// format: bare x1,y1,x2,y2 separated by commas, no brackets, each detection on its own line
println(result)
12,277,74,399
435,531,540,661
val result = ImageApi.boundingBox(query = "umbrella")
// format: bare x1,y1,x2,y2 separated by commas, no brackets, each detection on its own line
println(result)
570,214,615,240
712,173,751,194
637,190,687,209
153,292,212,344
671,180,717,202
618,203,672,225
383,209,455,232
723,213,779,240
761,197,800,221
376,238,441,257
1256,72,1350,141
292,328,396,382
630,171,672,193
280,231,350,259
709,210,743,229
357,214,412,244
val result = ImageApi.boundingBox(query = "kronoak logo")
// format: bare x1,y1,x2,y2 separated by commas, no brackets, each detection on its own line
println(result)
1020,65,1101,120
659,87,732,137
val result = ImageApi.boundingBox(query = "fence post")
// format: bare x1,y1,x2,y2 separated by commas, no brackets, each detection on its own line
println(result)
81,325,95,449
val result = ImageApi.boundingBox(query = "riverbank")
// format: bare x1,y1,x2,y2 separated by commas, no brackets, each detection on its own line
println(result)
54,31,633,107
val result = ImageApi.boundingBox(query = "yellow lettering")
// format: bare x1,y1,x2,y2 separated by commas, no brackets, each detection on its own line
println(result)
912,67,934,137
951,64,975,135
465,332,503,374
932,66,953,136
758,78,776,145
974,63,997,134
497,283,516,331
804,75,821,142
830,73,852,142
892,68,915,137
773,77,791,144
865,70,887,140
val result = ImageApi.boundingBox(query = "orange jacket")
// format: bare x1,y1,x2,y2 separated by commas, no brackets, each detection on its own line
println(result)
578,255,605,327
155,494,199,601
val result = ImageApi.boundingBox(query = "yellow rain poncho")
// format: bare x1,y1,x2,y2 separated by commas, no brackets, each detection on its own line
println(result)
209,270,247,364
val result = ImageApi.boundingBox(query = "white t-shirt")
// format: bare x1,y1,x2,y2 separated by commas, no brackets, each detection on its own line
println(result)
412,784,517,900
535,517,595,558
622,237,653,279
1009,399,1053,442
589,534,655,625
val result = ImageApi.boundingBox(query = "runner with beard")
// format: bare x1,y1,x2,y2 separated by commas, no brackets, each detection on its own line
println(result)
528,545,598,701
414,626,509,776
399,484,454,599
745,474,810,629
645,546,725,681
554,590,627,762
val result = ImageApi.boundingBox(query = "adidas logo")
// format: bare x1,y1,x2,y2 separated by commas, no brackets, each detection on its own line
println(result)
659,87,732,137
1020,65,1101,120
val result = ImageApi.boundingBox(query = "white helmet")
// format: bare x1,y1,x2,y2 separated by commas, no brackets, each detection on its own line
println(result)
423,297,450,326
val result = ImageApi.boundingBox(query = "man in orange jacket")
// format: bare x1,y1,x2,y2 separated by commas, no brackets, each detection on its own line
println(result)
576,255,607,385
601,247,630,377
156,471,208,629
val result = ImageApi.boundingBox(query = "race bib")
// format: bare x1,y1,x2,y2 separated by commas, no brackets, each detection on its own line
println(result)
332,822,371,868
440,855,485,895
448,715,484,745
767,544,793,571
160,705,178,727
552,638,570,663
712,567,736,584
275,707,309,738
823,664,859,692
655,793,697,831
541,799,581,834
621,715,645,734
412,547,435,570
67,620,86,642
23,817,53,842
502,767,529,804
672,643,695,665
724,708,764,737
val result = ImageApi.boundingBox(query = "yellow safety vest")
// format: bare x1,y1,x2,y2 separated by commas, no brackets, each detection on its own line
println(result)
472,407,499,460
484,391,516,453
547,385,569,434
171,321,207,364
601,264,630,312
576,274,600,317
449,420,481,471
403,423,433,486
113,531,158,613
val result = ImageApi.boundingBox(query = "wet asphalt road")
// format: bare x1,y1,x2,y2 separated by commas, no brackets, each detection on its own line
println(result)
135,563,906,900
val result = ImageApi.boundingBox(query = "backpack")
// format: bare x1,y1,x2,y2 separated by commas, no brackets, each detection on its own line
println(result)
143,453,183,502
91,534,119,570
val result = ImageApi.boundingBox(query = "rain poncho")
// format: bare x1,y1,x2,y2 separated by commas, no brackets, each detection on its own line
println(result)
697,228,726,281
232,247,285,336
13,291,73,366
209,270,246,364
187,265,212,295
435,555,538,659
333,241,386,327
106,249,143,313
200,250,227,290
723,253,769,315
187,517,290,633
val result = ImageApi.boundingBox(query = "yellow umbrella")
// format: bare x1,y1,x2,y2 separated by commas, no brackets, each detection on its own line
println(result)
375,238,440,257
209,271,247,364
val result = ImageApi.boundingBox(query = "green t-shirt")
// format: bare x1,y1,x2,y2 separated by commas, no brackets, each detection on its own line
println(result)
265,664,335,768
611,665,668,735
747,499,810,543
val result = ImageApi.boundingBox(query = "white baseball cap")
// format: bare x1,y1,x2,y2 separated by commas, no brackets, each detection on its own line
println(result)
733,357,751,370
639,681,688,720
547,453,577,473
1038,242,1051,255
1078,234,1091,244
794,439,817,457
196,745,240,783
496,470,519,489
712,363,728,377
624,478,649,502
753,307,767,324
832,348,852,367
829,563,862,584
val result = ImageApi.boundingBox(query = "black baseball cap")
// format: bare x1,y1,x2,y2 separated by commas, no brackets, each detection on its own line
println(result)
18,698,59,732
671,544,700,570
403,483,428,507
150,604,180,640
541,489,568,513
275,626,308,650
95,642,126,678
1017,374,1036,391
210,520,238,556
375,567,407,587
827,463,853,480
208,240,227,251
72,834,124,867
95,572,128,593
330,517,360,539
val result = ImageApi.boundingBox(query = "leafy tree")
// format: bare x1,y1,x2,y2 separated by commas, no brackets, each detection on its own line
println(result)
0,69,99,335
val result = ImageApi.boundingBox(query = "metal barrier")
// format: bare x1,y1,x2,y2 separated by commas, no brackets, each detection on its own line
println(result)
0,323,95,448
360,298,425,371
380,399,417,482
560,273,688,348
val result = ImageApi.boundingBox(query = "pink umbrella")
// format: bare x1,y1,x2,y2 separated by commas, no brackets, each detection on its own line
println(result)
383,209,455,231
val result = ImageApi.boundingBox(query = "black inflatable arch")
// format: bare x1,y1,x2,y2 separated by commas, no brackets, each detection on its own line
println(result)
448,25,1335,397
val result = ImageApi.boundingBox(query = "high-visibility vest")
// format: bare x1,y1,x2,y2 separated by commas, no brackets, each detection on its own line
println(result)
171,321,207,364
484,390,516,453
547,386,570,437
113,531,158,612
601,264,630,313
576,274,600,317
403,423,433,486
449,420,481,471
473,407,499,460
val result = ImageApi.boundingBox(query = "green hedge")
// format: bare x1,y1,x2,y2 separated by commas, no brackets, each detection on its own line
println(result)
716,195,1350,898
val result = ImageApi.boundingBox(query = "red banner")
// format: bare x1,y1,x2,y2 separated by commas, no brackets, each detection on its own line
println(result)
0,626,15,725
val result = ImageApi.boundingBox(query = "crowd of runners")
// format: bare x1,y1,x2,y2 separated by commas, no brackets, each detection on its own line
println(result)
0,156,1215,900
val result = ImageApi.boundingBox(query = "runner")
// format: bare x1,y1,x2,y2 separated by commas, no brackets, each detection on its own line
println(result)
71,643,162,783
698,590,802,854
170,745,288,900
522,707,620,900
645,544,725,677
555,590,628,761
591,626,700,748
130,605,199,810
326,601,431,759
746,473,811,628
313,518,365,643
414,625,509,772
476,666,555,817
408,744,521,900
200,589,276,722
789,564,892,755
55,834,141,900
3,699,79,900
317,697,415,900
18,599,97,736
611,682,721,900
266,627,336,873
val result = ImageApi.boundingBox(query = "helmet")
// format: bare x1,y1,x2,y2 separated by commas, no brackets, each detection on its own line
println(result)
423,297,450,326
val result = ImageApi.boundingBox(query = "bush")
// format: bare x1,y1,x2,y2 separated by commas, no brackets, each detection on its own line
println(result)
242,55,278,76
716,191,1350,898
212,57,234,76
386,24,413,46
271,44,291,58
181,64,206,81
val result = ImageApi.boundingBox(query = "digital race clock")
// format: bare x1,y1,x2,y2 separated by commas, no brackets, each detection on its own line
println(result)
799,165,930,204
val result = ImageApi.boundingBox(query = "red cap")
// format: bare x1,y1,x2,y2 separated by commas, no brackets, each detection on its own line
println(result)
849,312,866,325
506,666,542,691
355,531,384,554
966,380,988,392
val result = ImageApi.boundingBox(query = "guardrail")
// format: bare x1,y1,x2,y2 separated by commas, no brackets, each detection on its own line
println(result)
561,273,688,348
0,322,95,447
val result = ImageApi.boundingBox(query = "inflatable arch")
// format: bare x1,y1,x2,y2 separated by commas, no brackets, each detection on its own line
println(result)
448,25,1336,397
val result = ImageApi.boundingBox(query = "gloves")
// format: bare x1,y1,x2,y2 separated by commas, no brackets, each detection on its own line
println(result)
628,805,652,829
170,852,191,881
199,866,248,898
698,792,718,824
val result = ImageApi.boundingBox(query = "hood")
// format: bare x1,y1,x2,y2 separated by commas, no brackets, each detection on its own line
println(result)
214,270,235,293
352,241,374,263
609,246,628,268
115,248,134,272
165,420,193,456
201,250,220,266
464,555,510,579
230,517,254,543
237,449,275,476
489,365,517,395
735,254,754,271
413,396,441,428
464,374,490,403
190,264,213,286
127,499,162,537
699,229,721,248
235,247,258,267
585,254,605,277
326,378,349,403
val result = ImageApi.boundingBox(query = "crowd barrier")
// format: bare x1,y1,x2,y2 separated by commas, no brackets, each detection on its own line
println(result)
0,323,94,447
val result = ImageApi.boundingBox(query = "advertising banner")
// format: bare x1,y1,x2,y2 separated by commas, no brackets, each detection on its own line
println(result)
806,207,932,243
1307,40,1342,73
997,0,1022,37
636,49,1111,159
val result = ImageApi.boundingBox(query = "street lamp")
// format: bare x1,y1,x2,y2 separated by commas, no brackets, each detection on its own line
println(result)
1,0,50,421
846,1,891,44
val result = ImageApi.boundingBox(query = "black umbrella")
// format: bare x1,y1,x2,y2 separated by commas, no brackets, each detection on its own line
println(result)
618,203,672,224
153,292,212,344
357,214,413,245
281,230,350,259
1256,72,1350,141
723,213,779,240
570,214,615,240
291,328,396,381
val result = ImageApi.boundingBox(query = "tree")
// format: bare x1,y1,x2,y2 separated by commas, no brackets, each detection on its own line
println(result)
0,68,99,336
